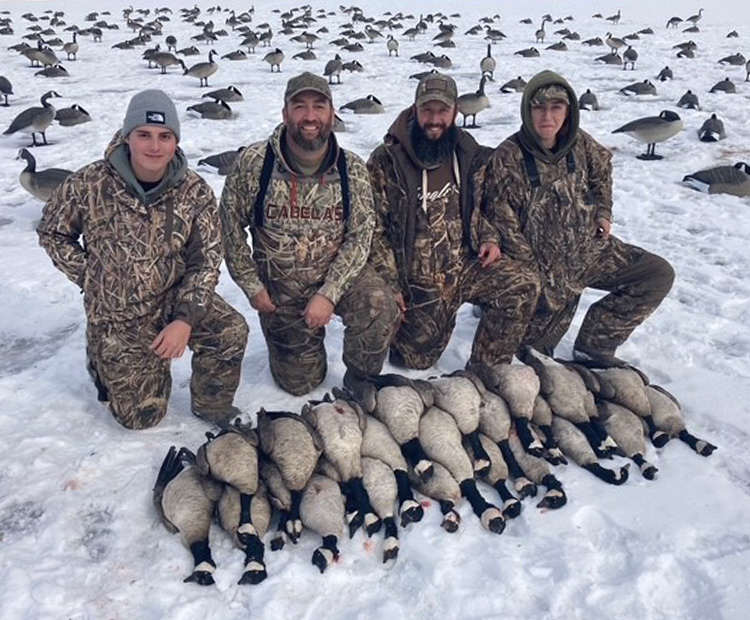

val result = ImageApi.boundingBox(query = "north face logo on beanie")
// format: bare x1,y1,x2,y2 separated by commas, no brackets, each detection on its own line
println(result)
146,111,166,124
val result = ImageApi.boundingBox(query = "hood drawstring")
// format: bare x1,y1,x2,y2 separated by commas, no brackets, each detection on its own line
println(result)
420,152,461,213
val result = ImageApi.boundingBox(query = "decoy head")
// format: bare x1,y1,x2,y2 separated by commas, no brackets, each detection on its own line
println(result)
659,110,681,122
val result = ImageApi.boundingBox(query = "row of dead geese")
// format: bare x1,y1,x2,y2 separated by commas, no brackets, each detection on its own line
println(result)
154,347,716,585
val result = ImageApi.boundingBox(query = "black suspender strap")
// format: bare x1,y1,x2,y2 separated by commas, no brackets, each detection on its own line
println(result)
253,142,276,228
336,148,350,222
566,150,576,174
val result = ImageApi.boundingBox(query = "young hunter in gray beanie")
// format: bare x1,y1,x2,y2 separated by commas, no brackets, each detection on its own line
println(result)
122,89,181,141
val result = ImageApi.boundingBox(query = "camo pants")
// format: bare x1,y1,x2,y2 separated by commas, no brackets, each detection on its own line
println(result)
260,265,401,396
86,294,248,430
522,237,675,355
390,256,541,370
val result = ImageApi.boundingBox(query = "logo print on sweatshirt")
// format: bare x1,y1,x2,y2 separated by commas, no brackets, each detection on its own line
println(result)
145,111,166,124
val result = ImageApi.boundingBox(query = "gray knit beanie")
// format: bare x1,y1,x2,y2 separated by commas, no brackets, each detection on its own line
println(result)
122,89,181,141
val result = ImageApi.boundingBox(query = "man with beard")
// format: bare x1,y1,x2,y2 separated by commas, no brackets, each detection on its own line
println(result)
221,72,400,395
367,73,540,370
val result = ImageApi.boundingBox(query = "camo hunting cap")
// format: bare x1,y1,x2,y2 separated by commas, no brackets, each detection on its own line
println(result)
284,71,332,103
531,84,570,105
415,73,457,107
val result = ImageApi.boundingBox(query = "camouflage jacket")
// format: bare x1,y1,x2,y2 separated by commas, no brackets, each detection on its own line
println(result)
480,128,613,311
37,131,221,327
220,123,374,306
367,106,495,296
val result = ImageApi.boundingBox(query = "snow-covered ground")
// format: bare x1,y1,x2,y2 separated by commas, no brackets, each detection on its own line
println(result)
1,1,749,619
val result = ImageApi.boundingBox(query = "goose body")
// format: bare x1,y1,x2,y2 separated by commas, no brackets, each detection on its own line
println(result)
300,474,345,573
598,401,658,479
151,51,186,74
62,32,78,60
0,75,13,106
611,110,683,160
620,79,656,96
546,41,568,52
622,46,638,70
184,49,218,86
187,99,232,120
697,114,726,142
677,90,700,110
339,94,384,114
35,64,69,78
387,35,399,56
507,432,567,509
515,47,540,58
657,66,673,81
263,48,284,72
535,17,550,43
595,51,622,66
17,148,72,201
361,457,399,563
409,461,462,532
323,54,343,83
682,162,750,197
579,88,599,110
472,434,522,519
718,52,746,66
480,43,495,79
605,32,626,52
709,77,736,94
198,147,244,175
645,385,717,455
4,90,62,146
500,76,527,93
456,75,489,128
153,446,222,585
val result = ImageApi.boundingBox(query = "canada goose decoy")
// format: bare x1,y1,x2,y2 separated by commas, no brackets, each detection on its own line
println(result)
595,51,622,66
324,54,342,83
582,36,604,46
622,46,638,70
203,85,243,103
153,446,222,586
0,75,14,106
62,32,78,60
718,52,746,66
657,66,673,81
727,30,739,38
386,34,399,56
484,26,506,44
165,34,177,51
341,59,364,72
221,49,247,61
150,51,186,74
612,110,683,160
184,49,218,86
187,98,232,120
578,88,599,111
697,114,726,142
431,54,452,69
666,16,683,29
686,8,704,24
619,79,657,96
292,50,316,61
36,64,69,78
682,162,750,197
342,42,364,53
709,77,736,94
515,47,540,58
177,45,200,56
198,146,245,175
499,76,527,94
605,32,626,52
263,48,284,72
457,75,490,128
4,90,62,146
16,147,72,201
339,94,384,114
546,41,568,52
535,16,551,43
605,9,622,25
677,90,700,110
54,103,91,126
480,43,495,79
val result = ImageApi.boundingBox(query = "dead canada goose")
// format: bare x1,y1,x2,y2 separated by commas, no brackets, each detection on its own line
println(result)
709,77,736,94
184,49,218,86
598,401,658,480
187,98,232,120
62,32,78,60
457,75,489,128
657,66,673,81
299,474,345,573
697,114,725,142
386,34,399,56
16,147,72,201
622,46,638,70
0,75,14,106
683,162,750,197
612,110,683,160
499,76,527,93
151,51,186,74
3,90,62,146
339,94,384,114
198,146,245,175
480,43,495,79
578,88,599,111
515,47,540,58
360,457,400,563
263,48,284,72
620,79,657,96
324,53,343,83
54,103,91,126
677,90,700,110
645,385,717,455
153,446,222,585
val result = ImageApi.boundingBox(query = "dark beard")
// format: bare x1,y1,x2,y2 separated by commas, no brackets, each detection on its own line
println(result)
289,121,332,152
410,120,458,167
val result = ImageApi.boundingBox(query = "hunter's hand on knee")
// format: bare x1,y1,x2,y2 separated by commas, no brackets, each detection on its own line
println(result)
150,320,192,359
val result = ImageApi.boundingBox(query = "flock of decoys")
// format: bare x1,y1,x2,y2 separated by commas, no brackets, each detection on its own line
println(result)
154,346,716,585
1,4,748,200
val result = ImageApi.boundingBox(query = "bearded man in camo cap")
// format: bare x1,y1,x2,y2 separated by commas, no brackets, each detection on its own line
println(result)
479,70,675,366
